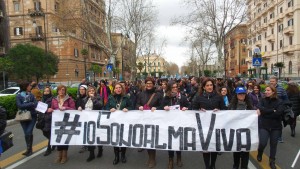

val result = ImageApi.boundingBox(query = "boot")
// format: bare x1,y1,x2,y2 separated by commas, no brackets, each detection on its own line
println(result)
97,146,103,158
113,148,120,165
256,151,262,162
269,158,276,169
177,153,183,167
148,150,156,168
22,135,33,156
121,147,127,163
291,125,296,137
86,149,95,162
55,151,62,163
51,146,56,151
168,158,174,169
44,146,52,156
60,150,68,164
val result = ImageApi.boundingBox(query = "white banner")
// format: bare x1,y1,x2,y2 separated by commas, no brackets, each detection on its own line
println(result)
51,110,258,152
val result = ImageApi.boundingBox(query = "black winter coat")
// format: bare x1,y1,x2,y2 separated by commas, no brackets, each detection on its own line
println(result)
136,89,163,110
82,96,103,110
42,96,53,132
76,95,87,109
161,93,190,110
287,93,300,116
257,97,284,129
192,92,226,110
0,106,7,136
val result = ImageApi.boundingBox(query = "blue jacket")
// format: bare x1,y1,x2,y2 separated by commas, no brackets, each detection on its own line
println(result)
16,92,38,117
276,84,289,101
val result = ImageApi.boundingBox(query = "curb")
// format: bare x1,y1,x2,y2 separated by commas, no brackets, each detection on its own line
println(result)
7,119,18,126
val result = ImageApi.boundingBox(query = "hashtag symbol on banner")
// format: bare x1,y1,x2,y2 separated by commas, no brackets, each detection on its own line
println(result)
55,113,82,144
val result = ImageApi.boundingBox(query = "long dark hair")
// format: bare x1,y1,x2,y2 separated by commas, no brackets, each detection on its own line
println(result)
228,94,253,110
199,78,216,95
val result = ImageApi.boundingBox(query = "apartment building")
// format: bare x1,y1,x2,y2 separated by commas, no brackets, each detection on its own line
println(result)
111,33,135,80
224,24,248,78
137,53,167,77
246,0,300,78
5,0,108,82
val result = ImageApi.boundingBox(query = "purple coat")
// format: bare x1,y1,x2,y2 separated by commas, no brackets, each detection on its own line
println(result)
51,95,75,110
248,91,264,109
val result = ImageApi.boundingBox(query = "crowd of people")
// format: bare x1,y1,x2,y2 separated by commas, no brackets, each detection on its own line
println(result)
4,75,300,169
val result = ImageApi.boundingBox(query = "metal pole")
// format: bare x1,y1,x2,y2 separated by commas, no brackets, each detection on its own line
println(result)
3,72,5,89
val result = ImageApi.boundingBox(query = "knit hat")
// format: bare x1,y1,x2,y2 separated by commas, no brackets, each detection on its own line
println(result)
80,85,87,90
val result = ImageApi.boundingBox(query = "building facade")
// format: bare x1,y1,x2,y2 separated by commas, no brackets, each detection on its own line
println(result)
246,0,300,78
5,0,109,83
225,24,248,78
137,54,167,77
111,33,135,80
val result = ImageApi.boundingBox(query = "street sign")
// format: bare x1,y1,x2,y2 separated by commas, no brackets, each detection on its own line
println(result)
253,48,261,54
252,57,262,67
107,63,113,72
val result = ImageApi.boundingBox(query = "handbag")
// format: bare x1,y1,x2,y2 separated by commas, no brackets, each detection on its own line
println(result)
15,110,32,121
36,113,45,130
143,93,155,110
0,131,14,153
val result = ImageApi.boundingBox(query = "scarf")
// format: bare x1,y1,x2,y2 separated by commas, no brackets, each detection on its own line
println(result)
42,94,52,102
100,86,108,106
223,96,229,107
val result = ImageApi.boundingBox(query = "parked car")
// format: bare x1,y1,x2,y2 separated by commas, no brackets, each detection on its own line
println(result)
70,83,80,88
0,87,20,97
7,82,18,87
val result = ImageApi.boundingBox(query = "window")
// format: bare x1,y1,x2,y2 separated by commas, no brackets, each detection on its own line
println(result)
14,27,23,35
74,48,78,57
258,35,261,40
271,43,274,51
54,2,59,12
158,62,160,66
280,7,283,13
270,13,274,19
288,0,294,7
14,2,20,12
278,24,283,32
264,32,267,38
289,61,292,74
52,26,59,32
279,40,283,48
35,26,43,36
271,28,274,34
264,3,268,8
263,17,267,23
83,31,87,39
288,19,294,26
289,36,293,45
249,51,252,57
34,1,41,11
265,45,267,52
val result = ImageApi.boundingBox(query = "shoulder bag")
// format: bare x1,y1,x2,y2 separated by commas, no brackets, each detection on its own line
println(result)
15,110,32,121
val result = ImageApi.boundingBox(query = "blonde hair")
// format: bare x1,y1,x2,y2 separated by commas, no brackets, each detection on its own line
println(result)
112,83,125,96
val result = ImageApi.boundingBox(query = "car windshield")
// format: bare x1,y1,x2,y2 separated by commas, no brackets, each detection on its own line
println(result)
0,89,18,94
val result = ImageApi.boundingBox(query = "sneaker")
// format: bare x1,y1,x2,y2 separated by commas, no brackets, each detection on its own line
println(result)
278,137,284,143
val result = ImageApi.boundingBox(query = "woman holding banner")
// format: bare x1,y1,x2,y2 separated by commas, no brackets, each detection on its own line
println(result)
161,82,189,169
51,85,75,164
192,78,226,169
82,86,104,162
256,85,284,169
136,77,163,168
107,83,133,165
228,87,253,169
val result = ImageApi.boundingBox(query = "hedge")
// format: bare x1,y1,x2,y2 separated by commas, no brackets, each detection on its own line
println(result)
0,87,78,120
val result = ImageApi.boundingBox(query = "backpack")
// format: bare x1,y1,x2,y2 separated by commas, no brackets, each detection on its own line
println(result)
282,101,294,127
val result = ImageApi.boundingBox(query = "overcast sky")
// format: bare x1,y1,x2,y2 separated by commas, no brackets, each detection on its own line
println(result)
152,0,189,69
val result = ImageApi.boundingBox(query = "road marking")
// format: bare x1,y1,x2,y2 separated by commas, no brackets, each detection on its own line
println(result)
248,160,257,169
250,151,281,169
0,140,48,169
291,149,300,168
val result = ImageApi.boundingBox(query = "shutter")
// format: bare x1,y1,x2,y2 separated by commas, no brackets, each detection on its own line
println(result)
14,27,16,35
19,27,23,35
34,2,37,10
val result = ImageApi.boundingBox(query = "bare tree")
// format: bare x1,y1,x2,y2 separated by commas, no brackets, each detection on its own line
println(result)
174,0,246,74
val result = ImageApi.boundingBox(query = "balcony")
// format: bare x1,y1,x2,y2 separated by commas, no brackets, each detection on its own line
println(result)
28,8,45,17
277,13,284,21
262,51,271,58
29,33,45,41
286,7,294,16
256,0,261,6
255,40,262,47
0,47,5,54
266,34,275,42
283,45,295,55
268,18,275,26
283,26,294,35
262,23,268,30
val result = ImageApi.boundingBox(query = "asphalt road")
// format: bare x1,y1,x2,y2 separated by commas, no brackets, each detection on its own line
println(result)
1,120,300,169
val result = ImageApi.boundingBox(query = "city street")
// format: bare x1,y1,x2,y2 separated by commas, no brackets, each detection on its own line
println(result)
1,121,299,169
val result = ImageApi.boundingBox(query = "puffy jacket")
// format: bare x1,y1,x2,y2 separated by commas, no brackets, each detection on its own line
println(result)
136,88,163,110
192,92,226,110
257,97,284,129
16,92,38,117
287,93,300,116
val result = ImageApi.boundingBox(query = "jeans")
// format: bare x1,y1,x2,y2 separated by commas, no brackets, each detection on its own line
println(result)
258,128,282,159
20,115,37,136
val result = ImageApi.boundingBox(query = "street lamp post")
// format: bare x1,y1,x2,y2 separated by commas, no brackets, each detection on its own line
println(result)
239,40,246,75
